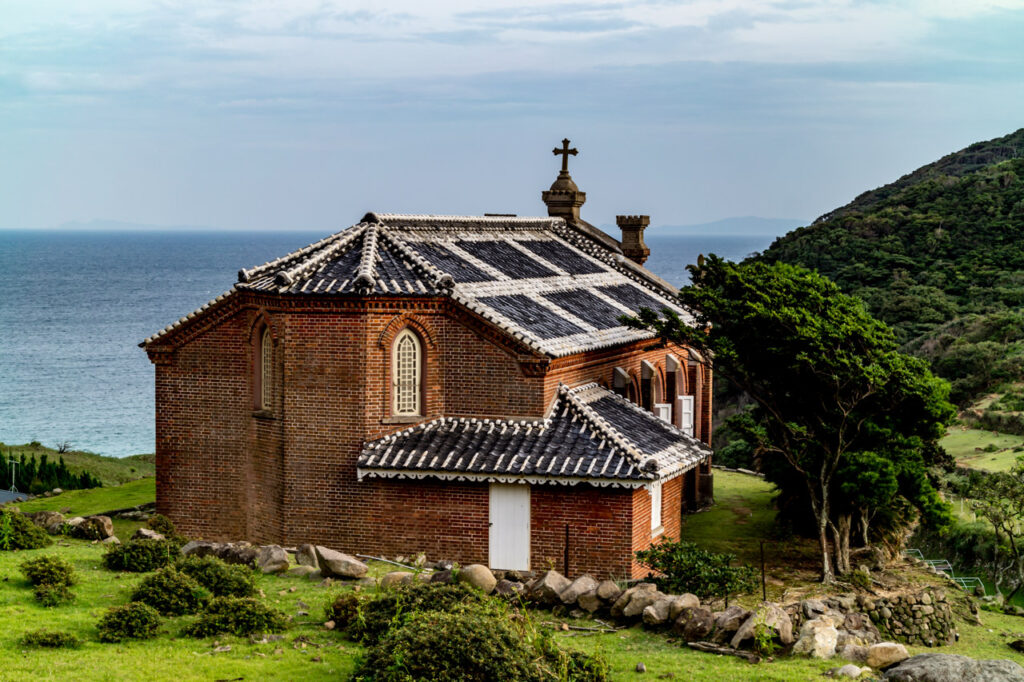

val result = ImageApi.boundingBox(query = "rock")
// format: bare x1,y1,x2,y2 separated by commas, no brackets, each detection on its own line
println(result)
132,528,166,542
668,594,700,620
456,564,497,594
101,535,121,545
257,545,290,574
28,510,64,528
180,540,218,557
867,642,910,669
430,569,453,584
642,597,674,627
1010,640,1024,654
883,653,1024,681
218,544,258,566
841,645,868,664
288,565,319,578
623,588,665,619
560,575,598,605
46,522,65,535
675,607,714,642
596,579,622,603
636,662,646,673
296,544,319,569
495,579,526,598
505,570,524,583
578,591,603,613
731,604,793,649
315,546,368,579
792,616,839,659
802,598,828,619
75,515,113,540
434,559,455,571
531,570,572,605
51,488,63,495
832,664,870,678
714,605,751,635
610,583,658,618
380,571,415,588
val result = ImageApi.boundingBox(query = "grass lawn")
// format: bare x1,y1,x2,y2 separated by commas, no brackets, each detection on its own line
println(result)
0,441,154,487
940,427,1024,472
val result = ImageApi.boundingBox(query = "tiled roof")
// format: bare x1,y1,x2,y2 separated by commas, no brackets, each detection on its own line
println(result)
143,213,692,357
356,383,711,488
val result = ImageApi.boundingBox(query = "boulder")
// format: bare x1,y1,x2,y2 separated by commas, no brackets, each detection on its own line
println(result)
714,605,751,637
495,579,526,598
867,642,910,669
792,616,839,659
623,589,665,619
611,583,657,618
560,575,599,605
180,540,219,557
456,564,497,594
430,569,453,584
841,644,868,664
132,528,166,542
46,522,65,536
531,570,571,605
843,612,881,645
28,510,64,528
75,515,113,540
296,544,319,569
883,654,1024,681
315,546,368,579
802,598,828,620
578,591,603,613
596,580,623,603
642,597,674,627
65,516,85,528
731,604,794,649
832,664,871,678
256,545,290,574
101,535,121,545
217,544,258,566
675,607,714,642
668,594,701,620
380,571,415,588
288,565,319,578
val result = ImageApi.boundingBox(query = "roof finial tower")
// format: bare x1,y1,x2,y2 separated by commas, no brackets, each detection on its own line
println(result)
542,138,586,223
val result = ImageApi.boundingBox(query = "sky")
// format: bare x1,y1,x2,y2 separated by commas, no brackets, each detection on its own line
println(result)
2,0,1024,231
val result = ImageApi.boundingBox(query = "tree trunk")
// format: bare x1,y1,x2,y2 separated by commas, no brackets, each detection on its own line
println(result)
811,492,834,584
837,514,852,575
860,507,870,546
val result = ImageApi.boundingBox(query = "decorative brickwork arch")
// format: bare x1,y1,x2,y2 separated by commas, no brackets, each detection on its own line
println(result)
378,313,438,351
248,310,276,412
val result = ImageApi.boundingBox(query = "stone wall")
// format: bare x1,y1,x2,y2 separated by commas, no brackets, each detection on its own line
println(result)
864,590,957,647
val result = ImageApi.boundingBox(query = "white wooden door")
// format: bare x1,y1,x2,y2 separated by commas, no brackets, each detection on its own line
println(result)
489,483,530,570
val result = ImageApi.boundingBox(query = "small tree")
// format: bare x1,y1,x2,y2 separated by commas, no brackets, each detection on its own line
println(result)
969,458,1024,601
634,539,757,600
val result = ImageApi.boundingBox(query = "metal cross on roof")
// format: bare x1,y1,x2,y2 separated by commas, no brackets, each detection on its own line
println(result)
552,138,578,173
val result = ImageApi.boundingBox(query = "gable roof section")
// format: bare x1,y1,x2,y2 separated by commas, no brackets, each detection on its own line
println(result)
144,213,692,357
356,383,711,489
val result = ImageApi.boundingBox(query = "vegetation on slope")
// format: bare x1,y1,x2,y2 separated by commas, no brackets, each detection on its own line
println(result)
757,129,1024,404
0,441,154,487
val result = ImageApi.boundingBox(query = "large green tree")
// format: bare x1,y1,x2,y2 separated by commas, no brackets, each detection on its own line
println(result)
628,257,954,582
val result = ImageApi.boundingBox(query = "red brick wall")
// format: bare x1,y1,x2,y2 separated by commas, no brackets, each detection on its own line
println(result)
627,475,684,579
148,291,710,578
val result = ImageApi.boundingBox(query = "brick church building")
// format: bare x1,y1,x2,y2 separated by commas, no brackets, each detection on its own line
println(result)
143,141,714,579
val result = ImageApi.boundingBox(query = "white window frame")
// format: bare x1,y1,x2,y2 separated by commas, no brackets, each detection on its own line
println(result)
650,480,663,535
392,328,422,416
260,327,273,410
654,403,672,423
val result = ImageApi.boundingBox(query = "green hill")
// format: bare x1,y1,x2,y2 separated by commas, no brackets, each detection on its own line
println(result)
0,441,154,488
757,129,1024,404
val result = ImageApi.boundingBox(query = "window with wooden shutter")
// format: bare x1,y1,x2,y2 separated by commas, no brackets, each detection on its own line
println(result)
260,327,272,410
393,329,422,416
678,395,695,437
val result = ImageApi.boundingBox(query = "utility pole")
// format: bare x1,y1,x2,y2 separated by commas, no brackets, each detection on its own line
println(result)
7,457,18,493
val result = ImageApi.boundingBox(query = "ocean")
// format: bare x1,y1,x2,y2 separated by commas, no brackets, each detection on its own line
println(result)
0,230,773,457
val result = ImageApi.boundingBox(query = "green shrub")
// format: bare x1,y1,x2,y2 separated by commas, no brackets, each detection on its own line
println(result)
0,509,52,551
147,514,188,543
332,581,494,645
353,609,609,682
34,583,75,607
96,602,161,643
635,538,758,600
20,555,76,587
849,569,872,591
20,629,81,649
174,555,255,597
103,538,179,572
183,597,288,638
131,567,208,616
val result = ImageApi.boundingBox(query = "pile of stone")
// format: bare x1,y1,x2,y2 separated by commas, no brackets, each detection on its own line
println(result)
180,541,369,580
860,591,957,647
24,510,117,541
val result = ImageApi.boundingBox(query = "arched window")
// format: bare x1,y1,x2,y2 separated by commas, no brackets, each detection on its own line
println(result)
392,328,422,416
259,326,273,410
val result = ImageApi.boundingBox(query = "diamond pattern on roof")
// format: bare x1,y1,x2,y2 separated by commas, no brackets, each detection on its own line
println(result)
542,289,628,329
408,242,495,283
457,240,559,279
520,239,607,275
479,294,585,339
597,283,669,315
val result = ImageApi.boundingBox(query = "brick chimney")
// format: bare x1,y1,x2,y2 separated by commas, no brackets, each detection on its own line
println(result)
616,215,650,265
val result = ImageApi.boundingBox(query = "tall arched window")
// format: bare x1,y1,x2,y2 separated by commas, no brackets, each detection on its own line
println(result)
392,329,422,416
259,326,273,410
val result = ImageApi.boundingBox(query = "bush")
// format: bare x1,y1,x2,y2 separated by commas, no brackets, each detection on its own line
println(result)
131,567,208,616
20,555,76,587
635,538,758,600
103,538,179,572
183,597,288,638
174,555,255,597
0,509,52,551
34,583,75,607
331,581,493,644
353,609,609,682
147,514,187,543
96,602,161,643
20,629,80,649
